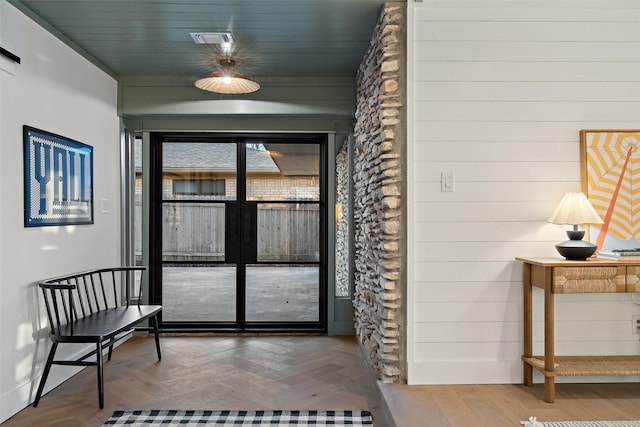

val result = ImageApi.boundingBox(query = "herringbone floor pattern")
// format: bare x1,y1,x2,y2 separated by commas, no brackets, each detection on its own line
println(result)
6,335,640,426
3,335,390,427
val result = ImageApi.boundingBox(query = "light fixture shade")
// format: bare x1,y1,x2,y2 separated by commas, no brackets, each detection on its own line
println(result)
195,59,260,94
547,192,604,225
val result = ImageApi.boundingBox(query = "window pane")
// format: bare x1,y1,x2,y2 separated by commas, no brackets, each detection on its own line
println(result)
134,137,143,266
163,264,236,321
246,143,319,201
257,203,319,262
162,202,226,262
173,179,198,195
163,142,236,201
201,179,225,196
246,264,319,322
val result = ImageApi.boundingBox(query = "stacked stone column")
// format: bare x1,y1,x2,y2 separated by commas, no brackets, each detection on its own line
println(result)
353,3,405,383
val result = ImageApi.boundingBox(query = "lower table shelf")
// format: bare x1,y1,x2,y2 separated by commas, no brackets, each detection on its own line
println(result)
523,355,640,377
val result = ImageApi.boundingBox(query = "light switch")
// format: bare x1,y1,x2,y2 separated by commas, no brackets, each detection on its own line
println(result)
441,172,455,192
101,199,109,213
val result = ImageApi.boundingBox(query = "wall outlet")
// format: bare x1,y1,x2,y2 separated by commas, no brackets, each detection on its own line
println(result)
633,315,640,336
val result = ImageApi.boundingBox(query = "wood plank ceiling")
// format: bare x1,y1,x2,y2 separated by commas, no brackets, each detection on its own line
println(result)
8,0,395,80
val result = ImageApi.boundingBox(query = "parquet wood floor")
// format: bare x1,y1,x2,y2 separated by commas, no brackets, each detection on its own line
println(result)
4,335,640,426
2,335,391,427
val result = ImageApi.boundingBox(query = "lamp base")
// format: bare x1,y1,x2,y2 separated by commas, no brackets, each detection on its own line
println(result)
555,239,598,260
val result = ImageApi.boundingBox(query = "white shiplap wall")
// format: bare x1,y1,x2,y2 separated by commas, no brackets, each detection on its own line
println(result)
407,0,640,384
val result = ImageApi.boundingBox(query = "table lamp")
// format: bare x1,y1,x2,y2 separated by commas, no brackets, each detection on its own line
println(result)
547,192,604,260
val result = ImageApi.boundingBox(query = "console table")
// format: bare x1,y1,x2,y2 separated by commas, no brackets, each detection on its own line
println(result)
516,256,640,403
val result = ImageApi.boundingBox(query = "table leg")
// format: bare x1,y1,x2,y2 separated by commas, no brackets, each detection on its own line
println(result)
523,263,533,386
544,268,555,403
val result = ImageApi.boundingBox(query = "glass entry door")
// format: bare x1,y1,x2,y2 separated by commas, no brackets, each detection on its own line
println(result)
151,135,326,331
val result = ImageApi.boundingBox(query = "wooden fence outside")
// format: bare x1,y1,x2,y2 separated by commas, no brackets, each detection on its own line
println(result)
257,203,319,262
135,203,319,262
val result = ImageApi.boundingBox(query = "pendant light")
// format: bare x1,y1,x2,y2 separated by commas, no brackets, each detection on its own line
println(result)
195,58,260,94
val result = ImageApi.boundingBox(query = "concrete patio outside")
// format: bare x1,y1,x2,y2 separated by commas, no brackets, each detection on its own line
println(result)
162,265,319,323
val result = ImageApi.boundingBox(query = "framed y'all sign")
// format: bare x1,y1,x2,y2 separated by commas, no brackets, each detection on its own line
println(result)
23,126,94,227
580,129,640,251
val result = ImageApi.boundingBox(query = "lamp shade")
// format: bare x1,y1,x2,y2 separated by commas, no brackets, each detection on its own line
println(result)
194,59,260,94
547,192,604,225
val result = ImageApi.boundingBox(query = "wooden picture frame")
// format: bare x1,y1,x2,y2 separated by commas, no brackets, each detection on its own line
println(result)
580,129,640,250
23,126,94,227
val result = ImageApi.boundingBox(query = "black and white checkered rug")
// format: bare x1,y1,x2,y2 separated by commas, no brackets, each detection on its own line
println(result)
102,410,373,426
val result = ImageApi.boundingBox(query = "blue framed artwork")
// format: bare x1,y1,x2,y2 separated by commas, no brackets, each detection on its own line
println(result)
23,126,93,227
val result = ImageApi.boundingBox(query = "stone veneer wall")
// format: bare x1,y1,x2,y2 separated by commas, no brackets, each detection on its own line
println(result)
335,143,350,297
353,3,406,383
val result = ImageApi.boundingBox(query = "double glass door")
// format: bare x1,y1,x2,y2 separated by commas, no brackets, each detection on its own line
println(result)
150,134,326,331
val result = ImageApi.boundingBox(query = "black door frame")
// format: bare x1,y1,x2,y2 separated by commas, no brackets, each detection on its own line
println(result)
148,132,328,333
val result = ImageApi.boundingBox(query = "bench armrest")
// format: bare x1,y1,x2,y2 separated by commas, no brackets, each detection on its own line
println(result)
39,282,76,290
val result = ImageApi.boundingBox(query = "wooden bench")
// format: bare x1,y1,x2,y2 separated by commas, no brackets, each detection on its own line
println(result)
33,266,162,409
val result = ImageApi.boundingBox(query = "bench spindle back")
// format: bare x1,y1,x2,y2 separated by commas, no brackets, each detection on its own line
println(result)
40,267,146,337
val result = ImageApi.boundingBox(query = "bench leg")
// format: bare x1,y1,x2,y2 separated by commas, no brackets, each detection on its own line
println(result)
33,342,58,407
96,342,104,409
152,315,161,361
107,338,114,361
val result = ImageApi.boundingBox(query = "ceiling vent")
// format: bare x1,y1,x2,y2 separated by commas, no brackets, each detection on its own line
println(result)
190,32,234,45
